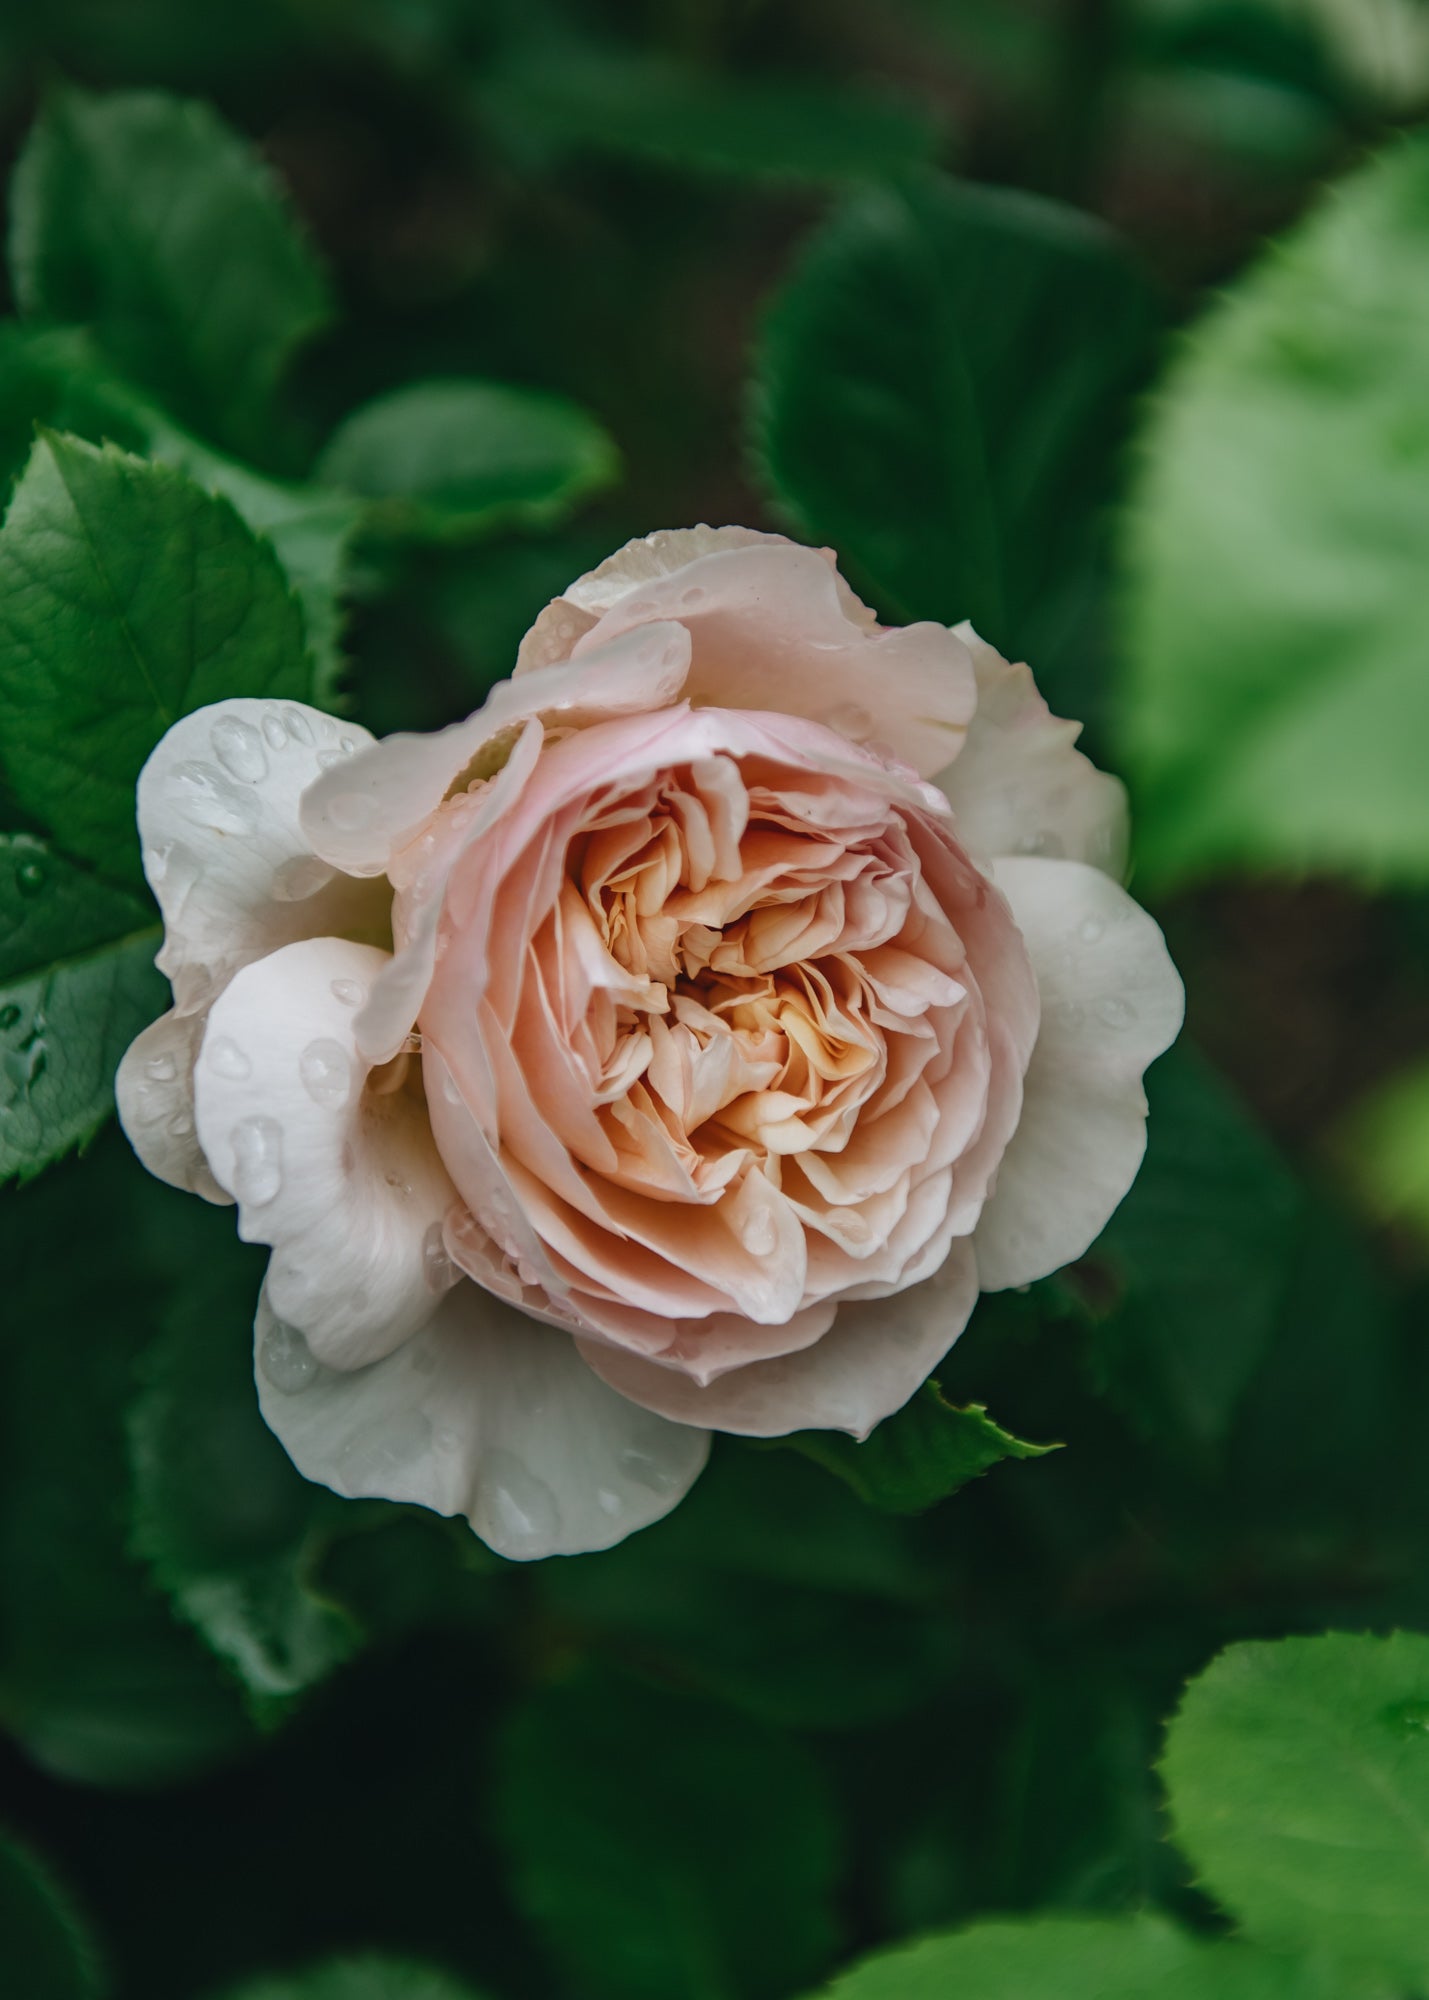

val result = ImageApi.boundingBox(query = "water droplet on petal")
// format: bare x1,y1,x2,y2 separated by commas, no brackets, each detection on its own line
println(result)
422,1220,454,1292
168,761,262,835
230,1116,284,1206
316,748,342,770
282,707,315,745
619,1443,680,1496
1018,829,1066,858
737,1204,777,1257
596,1487,624,1516
680,585,706,607
476,1452,560,1551
300,1037,352,1108
327,792,376,833
205,1035,252,1080
166,1110,194,1138
331,978,364,1007
261,711,288,751
210,715,268,784
1095,996,1137,1029
441,1072,462,1105
338,734,357,755
145,1052,178,1082
272,854,336,902
1078,916,1105,944
824,701,875,743
15,854,45,896
260,1319,318,1394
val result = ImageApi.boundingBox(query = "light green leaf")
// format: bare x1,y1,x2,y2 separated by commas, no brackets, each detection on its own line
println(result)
484,47,945,184
1162,1632,1429,1985
10,86,331,460
216,1956,486,2000
0,834,161,1185
1119,130,1429,885
495,1669,841,1999
751,174,1155,689
0,431,311,882
0,1828,106,2000
317,379,619,542
785,1382,1055,1514
806,1911,1384,1999
1336,1058,1429,1244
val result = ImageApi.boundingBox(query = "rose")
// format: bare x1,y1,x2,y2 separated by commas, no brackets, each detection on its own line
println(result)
117,526,1183,1559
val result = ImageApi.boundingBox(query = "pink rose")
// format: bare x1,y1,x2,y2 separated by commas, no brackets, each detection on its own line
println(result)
117,527,1183,1558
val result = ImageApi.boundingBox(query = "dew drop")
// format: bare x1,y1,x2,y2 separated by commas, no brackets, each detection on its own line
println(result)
1078,916,1105,945
1018,829,1066,858
145,1052,178,1082
680,585,706,607
205,1035,252,1080
422,1220,455,1293
596,1487,624,1516
338,1409,432,1479
15,854,45,896
441,1072,462,1105
282,706,315,745
230,1116,284,1206
824,701,875,743
737,1205,777,1257
168,761,262,835
166,1110,194,1138
272,854,336,902
316,748,342,770
259,1319,318,1395
331,978,364,1007
1095,996,1138,1030
476,1452,560,1551
299,1037,352,1108
338,734,357,755
619,1443,680,1496
326,792,376,833
261,710,289,751
210,714,269,784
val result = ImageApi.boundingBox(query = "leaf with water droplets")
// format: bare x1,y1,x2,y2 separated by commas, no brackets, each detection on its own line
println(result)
0,432,312,884
1162,1632,1429,1987
0,833,162,1186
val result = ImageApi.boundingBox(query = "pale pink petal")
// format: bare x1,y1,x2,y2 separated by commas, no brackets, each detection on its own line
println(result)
973,858,1185,1290
936,625,1129,875
136,699,385,1013
253,1283,709,1560
115,1010,230,1204
525,534,975,780
193,938,457,1367
578,1239,979,1439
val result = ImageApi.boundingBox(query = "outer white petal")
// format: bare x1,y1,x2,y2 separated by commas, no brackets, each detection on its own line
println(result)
193,937,457,1368
254,1283,711,1560
972,858,1184,1291
578,1240,979,1440
137,698,385,1010
935,626,1129,876
299,621,693,879
115,1010,230,1204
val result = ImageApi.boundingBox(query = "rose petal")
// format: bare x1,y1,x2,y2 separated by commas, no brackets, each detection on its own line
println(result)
254,1283,710,1560
578,1239,979,1439
193,937,457,1367
115,1010,231,1204
936,626,1129,875
972,857,1185,1290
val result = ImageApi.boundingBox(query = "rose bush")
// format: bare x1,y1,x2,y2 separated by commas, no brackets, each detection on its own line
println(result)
116,526,1183,1558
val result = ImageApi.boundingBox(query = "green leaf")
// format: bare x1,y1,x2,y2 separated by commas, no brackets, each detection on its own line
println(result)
10,86,331,461
317,379,619,542
1075,1045,1302,1452
751,173,1156,686
785,1382,1056,1513
1162,1631,1429,1987
495,1669,841,2000
1336,1058,1429,1245
0,833,161,1184
0,325,360,700
0,431,312,882
216,1957,486,2000
0,1828,106,2000
1119,130,1429,886
484,48,946,184
805,1912,1384,2000
127,1236,360,1706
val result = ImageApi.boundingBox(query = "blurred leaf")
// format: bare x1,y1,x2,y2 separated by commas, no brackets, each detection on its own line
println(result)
786,1383,1056,1514
0,432,312,883
752,173,1156,695
483,47,946,184
0,327,361,699
127,1239,360,1707
0,1828,106,2000
0,833,161,1185
0,1137,252,1785
1162,1632,1429,1985
494,1668,841,2000
10,86,332,462
216,1957,487,2000
1119,130,1429,886
317,379,619,542
804,1911,1383,1999
1077,1045,1302,1452
1336,1057,1429,1246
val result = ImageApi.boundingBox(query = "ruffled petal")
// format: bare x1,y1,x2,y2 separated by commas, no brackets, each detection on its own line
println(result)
254,1283,710,1559
136,698,385,1012
115,1009,230,1204
972,858,1184,1290
577,1238,978,1440
192,937,457,1367
523,531,975,780
935,627,1129,875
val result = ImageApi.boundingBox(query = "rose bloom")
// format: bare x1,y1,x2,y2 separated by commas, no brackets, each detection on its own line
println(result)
117,528,1182,1559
